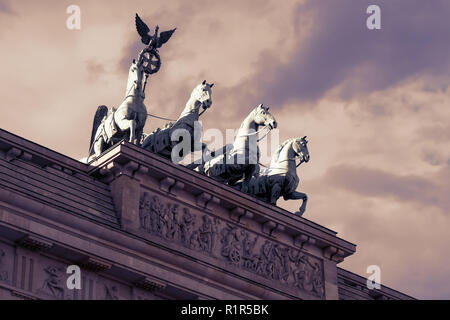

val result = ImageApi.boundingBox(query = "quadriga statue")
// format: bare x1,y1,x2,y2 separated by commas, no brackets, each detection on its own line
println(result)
243,136,310,216
141,80,214,161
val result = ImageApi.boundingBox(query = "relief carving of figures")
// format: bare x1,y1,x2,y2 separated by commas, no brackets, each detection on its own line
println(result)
140,193,219,255
273,246,291,283
220,224,246,264
242,233,258,271
198,215,218,253
180,208,195,245
39,266,65,299
0,248,8,282
139,193,324,298
165,203,180,241
105,284,119,300
139,193,167,236
289,249,324,297
219,224,324,298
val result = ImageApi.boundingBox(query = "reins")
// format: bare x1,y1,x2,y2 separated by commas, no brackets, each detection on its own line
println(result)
237,125,272,142
258,158,303,170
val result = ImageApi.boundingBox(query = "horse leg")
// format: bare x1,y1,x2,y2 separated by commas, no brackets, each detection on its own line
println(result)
135,127,143,146
270,183,282,205
240,164,257,193
93,136,105,158
284,191,308,216
128,119,136,143
114,112,136,144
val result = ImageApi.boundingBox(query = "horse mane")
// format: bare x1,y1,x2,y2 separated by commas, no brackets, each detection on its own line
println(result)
272,138,297,163
239,107,257,129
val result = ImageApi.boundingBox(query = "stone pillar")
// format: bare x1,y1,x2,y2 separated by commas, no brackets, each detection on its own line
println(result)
102,161,141,233
323,246,346,300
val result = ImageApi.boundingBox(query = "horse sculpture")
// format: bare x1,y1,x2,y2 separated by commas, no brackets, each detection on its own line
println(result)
193,104,277,192
141,80,213,161
88,49,150,161
243,137,310,216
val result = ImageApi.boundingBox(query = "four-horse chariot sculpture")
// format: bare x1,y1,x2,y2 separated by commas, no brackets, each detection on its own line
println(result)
87,14,310,216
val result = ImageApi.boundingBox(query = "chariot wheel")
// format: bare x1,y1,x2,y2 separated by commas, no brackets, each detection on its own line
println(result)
140,48,161,74
229,248,241,264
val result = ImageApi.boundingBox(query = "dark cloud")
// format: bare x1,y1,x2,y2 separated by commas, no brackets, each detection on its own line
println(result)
118,39,142,74
421,148,446,167
0,0,13,14
325,164,450,213
85,59,106,82
417,124,450,143
248,0,450,106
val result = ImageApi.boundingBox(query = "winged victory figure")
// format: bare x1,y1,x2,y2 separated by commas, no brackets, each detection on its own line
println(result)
135,13,176,49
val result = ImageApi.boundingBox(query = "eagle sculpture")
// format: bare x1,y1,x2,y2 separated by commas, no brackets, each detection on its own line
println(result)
135,13,176,49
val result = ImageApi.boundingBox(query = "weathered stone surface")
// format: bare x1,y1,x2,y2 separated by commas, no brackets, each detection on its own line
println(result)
0,128,413,300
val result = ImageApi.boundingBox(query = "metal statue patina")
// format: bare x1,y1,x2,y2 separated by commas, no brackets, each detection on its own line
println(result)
243,137,310,216
135,13,176,75
135,14,176,50
192,104,277,193
142,80,213,160
83,14,312,217
87,14,176,161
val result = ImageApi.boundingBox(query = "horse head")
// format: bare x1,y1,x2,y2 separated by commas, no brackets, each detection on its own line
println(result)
125,58,147,99
191,80,214,111
253,104,277,129
293,136,310,164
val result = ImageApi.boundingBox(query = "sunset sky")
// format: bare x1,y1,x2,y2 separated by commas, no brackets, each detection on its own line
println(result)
0,0,449,299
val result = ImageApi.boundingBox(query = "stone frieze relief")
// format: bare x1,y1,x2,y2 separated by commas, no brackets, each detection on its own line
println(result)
139,192,324,298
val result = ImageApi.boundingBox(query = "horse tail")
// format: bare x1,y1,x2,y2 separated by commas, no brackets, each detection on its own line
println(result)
89,105,108,153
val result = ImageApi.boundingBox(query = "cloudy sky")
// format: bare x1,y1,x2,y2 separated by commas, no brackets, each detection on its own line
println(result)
0,0,449,299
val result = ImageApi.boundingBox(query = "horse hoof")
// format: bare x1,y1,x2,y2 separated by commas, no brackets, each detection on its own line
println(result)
294,211,304,217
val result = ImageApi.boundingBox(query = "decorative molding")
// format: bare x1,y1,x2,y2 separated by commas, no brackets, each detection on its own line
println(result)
230,207,245,222
133,165,149,180
11,290,36,300
6,147,21,162
16,235,53,252
294,234,309,249
206,196,220,211
196,192,212,208
172,181,185,193
262,221,276,236
230,206,255,225
20,152,33,162
99,160,139,182
159,177,175,193
159,177,185,195
134,276,166,292
80,257,112,272
323,246,344,262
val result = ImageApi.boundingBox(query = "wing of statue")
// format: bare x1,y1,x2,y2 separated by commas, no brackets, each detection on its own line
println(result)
157,28,176,48
135,14,151,45
89,105,108,152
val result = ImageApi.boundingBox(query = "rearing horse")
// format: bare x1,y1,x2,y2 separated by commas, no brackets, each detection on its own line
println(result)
88,50,149,160
245,137,310,216
196,104,277,192
142,80,213,160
